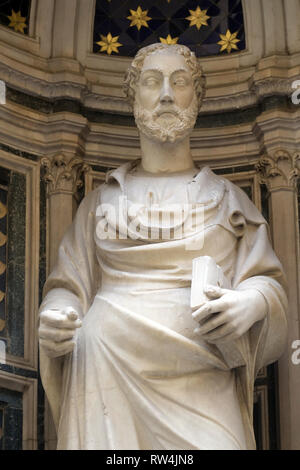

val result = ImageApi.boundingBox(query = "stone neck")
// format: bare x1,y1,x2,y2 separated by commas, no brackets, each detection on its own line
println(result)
139,132,195,174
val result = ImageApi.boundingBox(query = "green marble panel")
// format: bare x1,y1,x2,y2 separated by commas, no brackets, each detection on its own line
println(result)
6,171,26,357
38,169,46,450
241,185,252,200
214,165,255,175
0,389,23,450
39,170,46,305
260,183,270,224
0,142,38,162
0,363,37,378
0,180,8,342
0,168,10,351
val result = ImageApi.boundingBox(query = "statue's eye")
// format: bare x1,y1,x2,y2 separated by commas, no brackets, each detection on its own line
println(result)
173,78,186,86
144,78,159,86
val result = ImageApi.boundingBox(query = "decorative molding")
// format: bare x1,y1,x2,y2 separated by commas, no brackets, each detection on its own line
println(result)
0,62,85,101
0,60,299,115
2,90,300,172
81,91,131,114
0,150,39,371
256,150,300,192
250,78,296,99
0,370,38,450
41,153,91,198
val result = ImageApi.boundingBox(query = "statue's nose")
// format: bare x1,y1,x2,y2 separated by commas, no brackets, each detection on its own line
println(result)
160,78,174,103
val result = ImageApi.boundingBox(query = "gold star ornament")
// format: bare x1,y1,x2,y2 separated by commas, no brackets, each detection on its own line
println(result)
127,6,151,31
96,33,122,55
0,202,7,219
0,232,7,247
159,35,179,45
186,7,210,30
0,261,6,275
218,29,240,53
7,10,27,34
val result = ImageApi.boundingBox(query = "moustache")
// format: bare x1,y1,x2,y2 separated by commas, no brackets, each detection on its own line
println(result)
153,106,181,118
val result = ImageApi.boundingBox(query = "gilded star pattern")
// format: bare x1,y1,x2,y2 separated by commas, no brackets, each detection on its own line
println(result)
159,35,178,45
7,10,27,34
96,33,122,55
93,1,244,56
186,7,210,30
127,6,151,30
217,29,240,53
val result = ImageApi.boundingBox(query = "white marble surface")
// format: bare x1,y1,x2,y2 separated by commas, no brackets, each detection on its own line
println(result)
39,44,288,450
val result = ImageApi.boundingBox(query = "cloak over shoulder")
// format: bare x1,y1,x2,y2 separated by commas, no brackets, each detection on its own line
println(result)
39,162,288,449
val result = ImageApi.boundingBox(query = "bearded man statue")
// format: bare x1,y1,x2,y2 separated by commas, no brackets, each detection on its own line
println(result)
38,44,288,450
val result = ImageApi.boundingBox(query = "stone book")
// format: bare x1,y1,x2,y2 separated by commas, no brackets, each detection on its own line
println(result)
190,255,231,309
191,255,246,368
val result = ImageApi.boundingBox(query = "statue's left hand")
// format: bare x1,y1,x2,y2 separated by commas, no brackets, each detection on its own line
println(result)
192,285,267,344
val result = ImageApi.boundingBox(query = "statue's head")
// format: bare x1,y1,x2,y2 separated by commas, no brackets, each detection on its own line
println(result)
124,43,205,144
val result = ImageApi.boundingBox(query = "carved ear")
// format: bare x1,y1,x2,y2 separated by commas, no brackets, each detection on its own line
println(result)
229,210,246,237
196,72,206,110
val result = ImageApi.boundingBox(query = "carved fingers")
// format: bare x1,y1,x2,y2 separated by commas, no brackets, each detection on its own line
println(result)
192,286,267,344
39,338,76,358
192,285,230,322
39,307,82,358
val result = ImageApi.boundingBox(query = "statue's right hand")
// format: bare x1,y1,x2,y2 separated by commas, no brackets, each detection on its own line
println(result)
38,307,82,358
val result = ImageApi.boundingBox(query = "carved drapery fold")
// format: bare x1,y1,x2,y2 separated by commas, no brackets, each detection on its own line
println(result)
256,150,300,192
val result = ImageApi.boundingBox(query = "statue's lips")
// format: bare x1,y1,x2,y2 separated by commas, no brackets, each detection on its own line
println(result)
156,111,179,119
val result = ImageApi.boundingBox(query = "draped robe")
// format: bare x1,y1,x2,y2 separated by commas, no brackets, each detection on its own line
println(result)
39,161,288,450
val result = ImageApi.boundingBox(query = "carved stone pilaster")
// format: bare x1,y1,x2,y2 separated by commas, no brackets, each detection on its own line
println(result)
256,149,300,450
256,150,300,192
41,153,90,199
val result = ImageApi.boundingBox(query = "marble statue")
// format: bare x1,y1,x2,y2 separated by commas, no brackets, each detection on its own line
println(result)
38,44,288,450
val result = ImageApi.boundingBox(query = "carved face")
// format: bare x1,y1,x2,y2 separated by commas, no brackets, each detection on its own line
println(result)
133,50,198,143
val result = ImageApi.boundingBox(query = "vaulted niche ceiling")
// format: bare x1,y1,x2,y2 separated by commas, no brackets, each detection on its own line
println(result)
0,0,31,35
93,0,246,57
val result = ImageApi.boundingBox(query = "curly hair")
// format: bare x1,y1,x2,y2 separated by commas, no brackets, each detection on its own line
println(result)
124,43,205,110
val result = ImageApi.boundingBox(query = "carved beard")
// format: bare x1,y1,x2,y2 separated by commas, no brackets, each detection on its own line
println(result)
133,96,199,144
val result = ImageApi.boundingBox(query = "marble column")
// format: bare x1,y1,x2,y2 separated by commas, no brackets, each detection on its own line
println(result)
40,153,90,449
41,153,90,267
256,150,300,449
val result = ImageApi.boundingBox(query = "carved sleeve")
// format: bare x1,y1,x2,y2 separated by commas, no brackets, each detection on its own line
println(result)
40,188,101,319
232,221,288,371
